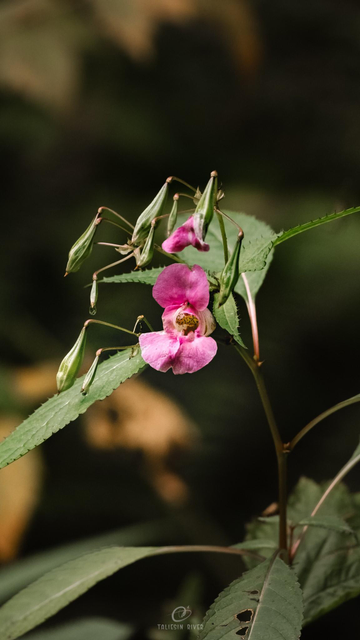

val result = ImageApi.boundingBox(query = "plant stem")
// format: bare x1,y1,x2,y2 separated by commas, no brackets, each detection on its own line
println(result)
84,318,138,337
153,544,265,561
169,176,197,192
290,393,360,450
234,344,288,554
98,217,132,235
154,244,185,263
94,252,134,277
241,274,260,361
216,210,229,263
98,206,134,229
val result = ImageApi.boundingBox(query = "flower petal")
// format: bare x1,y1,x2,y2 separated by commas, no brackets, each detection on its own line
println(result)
162,216,209,254
153,263,210,310
172,336,218,374
139,331,180,372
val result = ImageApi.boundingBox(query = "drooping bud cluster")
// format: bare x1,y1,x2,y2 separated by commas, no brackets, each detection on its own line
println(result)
58,169,245,394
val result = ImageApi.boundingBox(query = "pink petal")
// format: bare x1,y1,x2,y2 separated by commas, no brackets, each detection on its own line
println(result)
162,216,209,254
139,331,180,372
153,264,210,310
172,336,218,374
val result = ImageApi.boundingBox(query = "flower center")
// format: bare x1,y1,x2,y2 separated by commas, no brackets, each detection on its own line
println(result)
175,312,199,335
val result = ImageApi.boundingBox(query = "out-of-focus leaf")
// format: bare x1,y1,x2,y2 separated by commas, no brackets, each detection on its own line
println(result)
0,547,156,640
199,555,303,640
0,418,43,562
0,0,84,110
0,519,176,604
25,618,133,640
243,477,360,625
85,376,197,504
296,515,356,536
0,348,146,471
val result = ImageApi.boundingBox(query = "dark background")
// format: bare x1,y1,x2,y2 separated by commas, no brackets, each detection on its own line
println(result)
1,0,360,637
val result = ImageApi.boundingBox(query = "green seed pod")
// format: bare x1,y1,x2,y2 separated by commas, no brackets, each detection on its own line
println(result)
65,215,101,275
89,276,98,314
56,327,87,392
217,230,243,306
193,170,218,242
81,354,99,395
131,178,171,245
167,194,179,237
136,221,156,268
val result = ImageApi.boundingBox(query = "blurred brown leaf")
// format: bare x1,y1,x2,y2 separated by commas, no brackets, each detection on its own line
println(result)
91,0,196,60
0,417,43,562
0,0,261,110
84,376,198,504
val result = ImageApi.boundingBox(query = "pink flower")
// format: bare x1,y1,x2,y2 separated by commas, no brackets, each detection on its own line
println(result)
162,216,210,254
139,264,217,374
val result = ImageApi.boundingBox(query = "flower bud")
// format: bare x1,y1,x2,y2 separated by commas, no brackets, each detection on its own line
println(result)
167,194,179,237
89,276,98,315
56,327,87,392
131,179,171,245
217,230,243,306
193,171,218,242
65,215,101,275
136,221,156,268
81,354,99,395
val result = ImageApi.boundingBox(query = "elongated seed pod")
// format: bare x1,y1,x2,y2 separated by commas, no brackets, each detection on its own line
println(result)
56,327,87,392
217,230,243,306
167,194,179,237
90,277,98,313
81,354,99,395
136,222,156,268
192,171,218,242
131,179,170,245
65,215,101,274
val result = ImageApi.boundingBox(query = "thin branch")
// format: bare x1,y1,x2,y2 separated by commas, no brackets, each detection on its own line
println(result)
290,394,360,450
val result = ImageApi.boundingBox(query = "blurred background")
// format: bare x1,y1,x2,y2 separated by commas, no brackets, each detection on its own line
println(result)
1,0,360,637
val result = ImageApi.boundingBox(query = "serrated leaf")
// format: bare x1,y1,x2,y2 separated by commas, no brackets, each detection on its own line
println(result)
213,293,246,347
275,205,360,246
25,618,133,640
296,515,356,536
0,519,173,604
0,547,155,640
0,348,146,471
199,555,303,640
99,267,164,286
181,211,276,300
242,477,360,625
302,546,360,625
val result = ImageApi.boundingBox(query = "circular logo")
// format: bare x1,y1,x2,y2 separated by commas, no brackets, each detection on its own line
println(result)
171,606,192,622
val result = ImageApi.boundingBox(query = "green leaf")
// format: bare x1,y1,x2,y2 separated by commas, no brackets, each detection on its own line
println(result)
213,293,246,347
0,547,155,640
0,519,174,604
296,515,356,536
99,267,164,285
0,348,146,471
242,477,360,625
199,555,303,640
275,205,360,246
181,211,276,300
25,618,133,640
